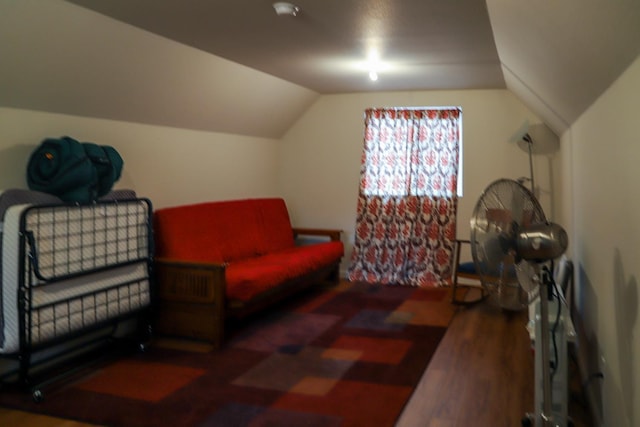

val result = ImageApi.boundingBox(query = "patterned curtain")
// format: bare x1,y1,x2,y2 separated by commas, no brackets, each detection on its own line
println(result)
347,108,461,287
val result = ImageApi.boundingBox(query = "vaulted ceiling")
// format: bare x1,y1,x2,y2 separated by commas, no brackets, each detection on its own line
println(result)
1,1,639,138
66,0,506,94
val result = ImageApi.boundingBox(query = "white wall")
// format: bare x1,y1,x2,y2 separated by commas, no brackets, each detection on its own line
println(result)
277,89,551,273
567,55,640,427
0,108,281,209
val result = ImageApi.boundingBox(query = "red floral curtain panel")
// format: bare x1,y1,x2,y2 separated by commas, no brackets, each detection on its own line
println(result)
347,108,461,287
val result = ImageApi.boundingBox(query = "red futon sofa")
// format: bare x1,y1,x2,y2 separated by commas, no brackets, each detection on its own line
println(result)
153,198,344,347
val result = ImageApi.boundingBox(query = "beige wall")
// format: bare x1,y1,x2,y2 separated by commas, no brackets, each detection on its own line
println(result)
567,55,640,427
1,5,636,426
0,107,280,209
2,88,552,274
278,89,550,273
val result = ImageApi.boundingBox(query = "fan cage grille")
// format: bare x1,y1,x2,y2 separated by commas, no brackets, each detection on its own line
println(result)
469,179,546,309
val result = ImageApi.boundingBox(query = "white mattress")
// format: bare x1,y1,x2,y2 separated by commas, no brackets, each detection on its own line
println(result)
0,200,151,354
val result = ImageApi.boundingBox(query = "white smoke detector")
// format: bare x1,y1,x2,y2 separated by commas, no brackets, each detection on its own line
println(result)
273,2,300,16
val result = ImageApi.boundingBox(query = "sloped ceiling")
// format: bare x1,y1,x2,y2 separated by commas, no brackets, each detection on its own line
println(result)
1,0,639,138
0,0,318,139
486,0,640,135
65,0,505,94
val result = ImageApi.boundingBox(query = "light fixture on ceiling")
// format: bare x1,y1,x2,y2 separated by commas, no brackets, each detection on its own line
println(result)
366,48,381,82
273,2,300,16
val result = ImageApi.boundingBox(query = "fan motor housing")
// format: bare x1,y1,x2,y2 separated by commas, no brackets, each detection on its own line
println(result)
516,222,568,262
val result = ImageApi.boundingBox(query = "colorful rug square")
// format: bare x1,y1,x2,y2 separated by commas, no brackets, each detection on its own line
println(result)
329,335,413,364
0,281,460,427
74,360,206,403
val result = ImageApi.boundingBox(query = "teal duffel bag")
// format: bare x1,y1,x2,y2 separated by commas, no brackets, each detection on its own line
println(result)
83,142,124,197
27,136,123,203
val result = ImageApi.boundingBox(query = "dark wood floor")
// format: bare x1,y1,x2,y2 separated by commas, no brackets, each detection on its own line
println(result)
397,289,593,427
0,289,593,427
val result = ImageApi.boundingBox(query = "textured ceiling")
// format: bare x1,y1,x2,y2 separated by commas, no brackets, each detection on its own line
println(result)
67,0,505,93
2,1,639,138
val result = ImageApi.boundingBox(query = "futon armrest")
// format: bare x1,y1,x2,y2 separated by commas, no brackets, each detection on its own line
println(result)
292,227,342,242
154,258,226,304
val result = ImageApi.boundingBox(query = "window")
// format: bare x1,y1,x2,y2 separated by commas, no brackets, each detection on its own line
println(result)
347,107,462,287
360,108,462,198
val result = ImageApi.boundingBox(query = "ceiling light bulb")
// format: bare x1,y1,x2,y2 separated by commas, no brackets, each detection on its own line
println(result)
273,2,300,16
367,48,380,62
369,71,378,81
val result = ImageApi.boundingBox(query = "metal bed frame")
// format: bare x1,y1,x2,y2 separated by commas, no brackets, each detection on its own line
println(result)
0,198,153,401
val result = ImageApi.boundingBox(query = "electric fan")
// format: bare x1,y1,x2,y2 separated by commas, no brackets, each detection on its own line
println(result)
470,179,543,310
469,178,569,427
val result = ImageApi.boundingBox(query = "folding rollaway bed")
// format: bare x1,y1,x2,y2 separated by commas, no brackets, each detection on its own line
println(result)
0,189,153,400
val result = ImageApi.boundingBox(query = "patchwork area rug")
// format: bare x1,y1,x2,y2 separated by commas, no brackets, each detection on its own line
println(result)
0,281,460,427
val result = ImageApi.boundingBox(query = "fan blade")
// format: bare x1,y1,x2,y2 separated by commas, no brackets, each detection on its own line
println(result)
515,261,540,293
510,184,525,230
477,232,507,272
